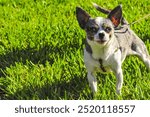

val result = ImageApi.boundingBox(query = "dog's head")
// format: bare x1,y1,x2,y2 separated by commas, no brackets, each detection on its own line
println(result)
76,5,122,46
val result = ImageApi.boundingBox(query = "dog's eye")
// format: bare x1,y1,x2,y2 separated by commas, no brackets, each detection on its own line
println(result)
102,23,112,33
87,27,98,33
105,27,112,33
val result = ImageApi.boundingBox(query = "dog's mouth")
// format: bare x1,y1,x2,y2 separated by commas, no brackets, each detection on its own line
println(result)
95,40,107,44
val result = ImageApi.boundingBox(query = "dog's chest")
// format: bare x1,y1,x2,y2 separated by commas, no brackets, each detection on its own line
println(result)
92,51,111,72
84,49,112,73
98,58,112,73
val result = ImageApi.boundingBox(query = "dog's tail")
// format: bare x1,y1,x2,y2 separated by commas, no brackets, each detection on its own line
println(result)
92,3,128,25
92,3,110,14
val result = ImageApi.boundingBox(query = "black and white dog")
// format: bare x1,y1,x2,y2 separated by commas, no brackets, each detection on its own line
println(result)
76,4,150,94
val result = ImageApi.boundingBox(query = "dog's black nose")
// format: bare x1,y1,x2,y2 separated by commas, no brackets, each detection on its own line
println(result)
99,33,105,39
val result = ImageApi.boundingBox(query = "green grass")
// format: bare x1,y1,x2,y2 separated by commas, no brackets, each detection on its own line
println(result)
0,0,150,100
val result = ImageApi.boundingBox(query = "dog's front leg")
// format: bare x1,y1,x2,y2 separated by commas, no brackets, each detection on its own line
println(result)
87,71,97,94
84,50,98,94
114,68,123,95
111,51,123,95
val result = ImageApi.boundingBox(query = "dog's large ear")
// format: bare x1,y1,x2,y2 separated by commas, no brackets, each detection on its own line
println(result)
76,7,91,29
108,5,122,27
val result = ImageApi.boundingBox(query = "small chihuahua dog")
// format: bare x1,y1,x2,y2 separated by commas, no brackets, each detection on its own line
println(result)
76,4,150,94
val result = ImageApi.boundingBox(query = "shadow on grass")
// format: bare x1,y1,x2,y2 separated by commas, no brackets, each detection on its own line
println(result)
2,74,91,100
0,42,91,100
0,44,49,99
0,45,55,74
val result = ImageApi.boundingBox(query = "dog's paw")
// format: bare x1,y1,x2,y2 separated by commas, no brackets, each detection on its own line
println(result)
91,85,97,94
116,89,121,95
89,82,97,94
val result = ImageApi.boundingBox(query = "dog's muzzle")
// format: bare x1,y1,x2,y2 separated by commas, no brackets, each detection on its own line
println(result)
97,32,106,43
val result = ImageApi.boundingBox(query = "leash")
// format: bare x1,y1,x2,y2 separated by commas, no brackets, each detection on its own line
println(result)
127,13,150,26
